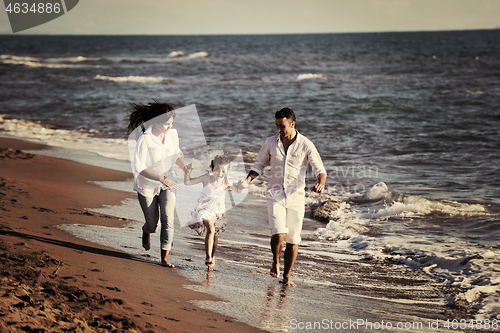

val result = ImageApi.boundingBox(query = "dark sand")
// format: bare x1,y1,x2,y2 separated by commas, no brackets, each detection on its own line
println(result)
0,138,263,332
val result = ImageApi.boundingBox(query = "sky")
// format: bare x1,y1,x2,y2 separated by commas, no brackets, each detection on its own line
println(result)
1,0,500,35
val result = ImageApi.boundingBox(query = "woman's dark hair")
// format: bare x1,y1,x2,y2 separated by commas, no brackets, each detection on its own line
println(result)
210,155,230,171
127,101,174,133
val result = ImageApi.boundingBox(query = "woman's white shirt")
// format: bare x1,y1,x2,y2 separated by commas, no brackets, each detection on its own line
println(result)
133,126,182,197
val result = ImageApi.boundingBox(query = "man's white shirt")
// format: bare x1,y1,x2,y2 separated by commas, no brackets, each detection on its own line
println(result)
250,131,326,197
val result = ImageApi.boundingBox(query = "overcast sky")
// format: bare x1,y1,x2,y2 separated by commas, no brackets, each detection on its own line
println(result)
1,0,500,35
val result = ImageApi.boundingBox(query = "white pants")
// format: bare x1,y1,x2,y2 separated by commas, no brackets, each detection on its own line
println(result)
266,190,305,245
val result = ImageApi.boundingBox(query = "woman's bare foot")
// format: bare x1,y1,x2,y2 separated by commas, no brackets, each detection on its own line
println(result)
161,261,175,268
142,232,150,251
161,249,174,267
280,276,296,287
270,261,279,278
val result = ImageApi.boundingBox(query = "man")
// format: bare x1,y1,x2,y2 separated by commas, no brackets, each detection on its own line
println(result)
241,107,326,286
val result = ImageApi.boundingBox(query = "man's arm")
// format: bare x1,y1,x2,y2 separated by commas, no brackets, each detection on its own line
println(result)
313,172,327,193
245,170,259,184
239,138,272,189
306,139,327,193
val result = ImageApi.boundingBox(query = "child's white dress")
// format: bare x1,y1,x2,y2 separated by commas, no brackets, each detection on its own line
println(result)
187,180,228,236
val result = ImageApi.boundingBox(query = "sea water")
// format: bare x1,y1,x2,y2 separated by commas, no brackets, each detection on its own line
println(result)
1,32,499,329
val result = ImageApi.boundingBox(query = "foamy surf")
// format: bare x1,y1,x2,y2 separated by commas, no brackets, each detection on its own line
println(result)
168,51,185,57
0,115,129,161
0,54,96,68
312,182,499,320
167,51,209,59
297,73,327,80
94,74,170,84
188,51,209,59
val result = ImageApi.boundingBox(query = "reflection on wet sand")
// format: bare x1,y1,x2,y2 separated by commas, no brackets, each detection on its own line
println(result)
260,282,290,332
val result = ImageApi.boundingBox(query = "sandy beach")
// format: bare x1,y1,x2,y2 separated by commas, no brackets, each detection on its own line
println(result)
0,138,263,333
1,31,499,332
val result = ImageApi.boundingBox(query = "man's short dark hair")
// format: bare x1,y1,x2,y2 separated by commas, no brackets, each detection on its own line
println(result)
275,107,296,122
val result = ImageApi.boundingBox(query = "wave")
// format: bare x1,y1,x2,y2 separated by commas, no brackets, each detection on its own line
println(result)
46,56,94,62
107,51,209,63
0,54,97,68
351,182,487,218
312,182,498,320
297,73,327,80
1,52,210,68
168,51,185,58
188,51,209,59
94,74,170,84
381,248,500,321
0,115,129,161
1,55,40,62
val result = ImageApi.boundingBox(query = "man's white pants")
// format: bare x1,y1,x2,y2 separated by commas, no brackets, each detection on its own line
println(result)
267,190,305,245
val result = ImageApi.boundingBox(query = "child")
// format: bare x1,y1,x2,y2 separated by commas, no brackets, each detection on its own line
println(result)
184,155,243,271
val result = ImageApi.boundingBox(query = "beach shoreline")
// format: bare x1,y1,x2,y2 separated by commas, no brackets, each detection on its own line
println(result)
0,137,485,333
0,137,263,332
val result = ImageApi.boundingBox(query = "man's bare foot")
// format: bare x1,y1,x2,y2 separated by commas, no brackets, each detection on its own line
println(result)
280,277,296,287
270,262,279,278
142,232,150,251
161,261,175,268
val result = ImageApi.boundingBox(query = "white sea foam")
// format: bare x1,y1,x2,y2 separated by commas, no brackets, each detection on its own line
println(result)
1,54,40,62
1,52,208,68
297,73,327,80
1,59,80,68
0,54,94,68
188,51,209,59
364,181,390,200
0,115,129,161
373,196,487,218
46,56,94,62
94,74,169,84
168,51,185,57
312,182,498,320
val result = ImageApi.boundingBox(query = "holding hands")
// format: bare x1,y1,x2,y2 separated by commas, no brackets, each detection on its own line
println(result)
162,176,178,190
184,162,194,174
237,179,249,192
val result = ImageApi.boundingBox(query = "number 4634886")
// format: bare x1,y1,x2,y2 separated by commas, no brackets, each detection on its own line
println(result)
5,3,61,14
444,319,498,330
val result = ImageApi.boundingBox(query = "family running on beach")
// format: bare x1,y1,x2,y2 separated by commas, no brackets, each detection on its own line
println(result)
127,102,326,287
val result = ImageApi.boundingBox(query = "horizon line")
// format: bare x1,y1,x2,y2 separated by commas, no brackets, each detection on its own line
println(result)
2,27,500,37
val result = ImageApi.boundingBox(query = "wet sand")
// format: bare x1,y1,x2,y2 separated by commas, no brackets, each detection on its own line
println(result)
0,138,263,333
0,138,478,333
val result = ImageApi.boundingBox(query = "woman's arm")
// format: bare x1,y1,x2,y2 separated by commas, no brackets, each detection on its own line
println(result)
139,168,178,189
139,168,163,182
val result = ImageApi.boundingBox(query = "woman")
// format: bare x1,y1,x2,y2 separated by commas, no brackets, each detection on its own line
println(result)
128,101,188,268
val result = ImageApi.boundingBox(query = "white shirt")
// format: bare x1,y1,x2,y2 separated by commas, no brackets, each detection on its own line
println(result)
250,131,326,197
132,126,182,196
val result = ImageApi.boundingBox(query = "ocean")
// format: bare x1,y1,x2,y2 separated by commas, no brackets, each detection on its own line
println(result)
1,31,499,331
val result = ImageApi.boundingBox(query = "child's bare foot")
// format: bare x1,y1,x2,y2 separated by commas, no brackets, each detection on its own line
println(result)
280,276,296,287
207,261,215,271
142,232,150,251
270,261,279,278
205,258,215,272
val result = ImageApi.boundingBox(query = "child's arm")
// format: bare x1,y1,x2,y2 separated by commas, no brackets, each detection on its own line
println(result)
184,164,207,186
